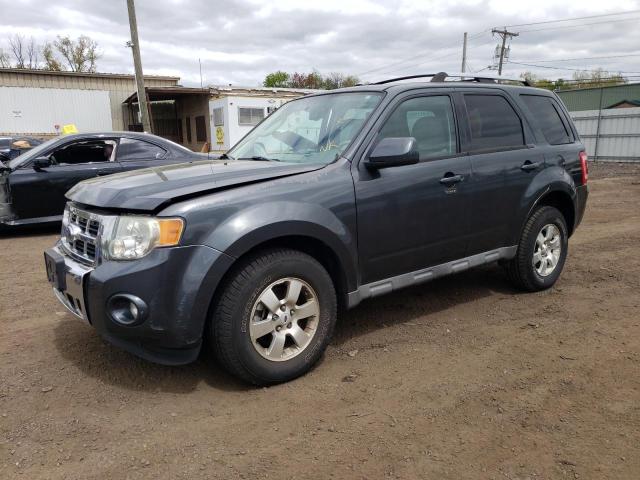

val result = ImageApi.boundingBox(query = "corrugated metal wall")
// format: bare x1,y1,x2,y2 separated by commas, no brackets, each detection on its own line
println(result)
0,69,179,132
570,107,640,162
558,83,640,112
0,87,112,135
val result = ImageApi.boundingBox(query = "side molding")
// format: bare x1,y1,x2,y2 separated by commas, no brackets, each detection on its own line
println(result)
347,246,517,308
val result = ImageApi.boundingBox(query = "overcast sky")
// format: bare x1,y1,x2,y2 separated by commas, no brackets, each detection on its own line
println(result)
1,0,639,86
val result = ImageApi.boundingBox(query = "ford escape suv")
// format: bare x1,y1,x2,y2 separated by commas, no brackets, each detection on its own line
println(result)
45,73,588,385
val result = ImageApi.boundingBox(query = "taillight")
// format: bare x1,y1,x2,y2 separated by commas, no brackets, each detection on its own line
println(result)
579,151,588,185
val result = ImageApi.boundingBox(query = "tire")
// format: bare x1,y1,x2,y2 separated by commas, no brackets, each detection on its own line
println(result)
209,248,337,385
505,206,569,292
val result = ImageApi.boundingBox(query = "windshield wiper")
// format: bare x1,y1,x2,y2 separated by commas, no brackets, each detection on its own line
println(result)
239,156,281,162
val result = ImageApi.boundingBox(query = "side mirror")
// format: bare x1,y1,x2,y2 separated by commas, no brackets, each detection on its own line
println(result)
32,156,52,171
365,137,419,169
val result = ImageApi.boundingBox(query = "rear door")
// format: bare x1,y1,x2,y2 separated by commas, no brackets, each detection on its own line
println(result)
9,139,121,221
457,90,544,254
353,90,472,284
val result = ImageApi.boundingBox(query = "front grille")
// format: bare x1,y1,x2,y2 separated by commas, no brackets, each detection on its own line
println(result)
62,206,103,265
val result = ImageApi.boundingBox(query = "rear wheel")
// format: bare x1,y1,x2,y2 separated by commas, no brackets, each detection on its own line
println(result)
506,206,568,291
209,248,337,385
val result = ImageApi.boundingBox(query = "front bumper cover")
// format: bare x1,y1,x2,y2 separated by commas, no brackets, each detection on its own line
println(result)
47,242,234,365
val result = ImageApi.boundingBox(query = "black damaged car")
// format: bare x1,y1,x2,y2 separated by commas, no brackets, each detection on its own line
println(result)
1,132,206,226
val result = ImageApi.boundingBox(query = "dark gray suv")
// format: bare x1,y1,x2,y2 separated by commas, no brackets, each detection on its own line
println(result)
44,73,589,385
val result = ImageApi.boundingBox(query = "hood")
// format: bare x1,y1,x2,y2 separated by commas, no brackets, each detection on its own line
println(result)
66,160,325,211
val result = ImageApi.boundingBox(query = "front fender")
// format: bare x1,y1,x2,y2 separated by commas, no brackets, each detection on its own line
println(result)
203,201,358,292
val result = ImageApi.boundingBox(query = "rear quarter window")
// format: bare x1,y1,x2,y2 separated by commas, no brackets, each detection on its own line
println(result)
521,95,573,145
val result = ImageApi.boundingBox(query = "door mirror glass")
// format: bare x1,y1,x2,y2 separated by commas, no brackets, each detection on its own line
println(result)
365,137,419,168
32,156,52,170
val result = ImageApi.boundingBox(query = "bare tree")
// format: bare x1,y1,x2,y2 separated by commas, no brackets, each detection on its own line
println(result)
26,37,39,69
0,48,10,68
47,35,100,72
8,34,26,68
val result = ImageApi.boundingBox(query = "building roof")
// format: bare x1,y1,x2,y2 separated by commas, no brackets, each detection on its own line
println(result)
606,99,640,108
123,85,317,103
0,67,180,82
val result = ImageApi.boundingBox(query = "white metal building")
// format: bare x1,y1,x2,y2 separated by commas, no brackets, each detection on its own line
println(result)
0,68,180,138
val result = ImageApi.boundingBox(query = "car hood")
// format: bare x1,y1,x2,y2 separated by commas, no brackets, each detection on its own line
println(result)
66,160,325,211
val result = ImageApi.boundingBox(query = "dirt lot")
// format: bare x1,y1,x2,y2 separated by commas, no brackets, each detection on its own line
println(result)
1,163,639,480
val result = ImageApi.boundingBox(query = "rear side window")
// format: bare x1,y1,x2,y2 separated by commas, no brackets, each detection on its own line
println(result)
521,95,572,145
464,94,524,151
117,138,166,161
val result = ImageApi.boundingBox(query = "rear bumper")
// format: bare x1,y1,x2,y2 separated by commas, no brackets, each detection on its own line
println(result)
574,184,589,231
47,243,235,365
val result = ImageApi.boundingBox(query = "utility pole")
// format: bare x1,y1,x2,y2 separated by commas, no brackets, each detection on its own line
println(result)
491,28,519,75
461,32,468,73
126,0,152,133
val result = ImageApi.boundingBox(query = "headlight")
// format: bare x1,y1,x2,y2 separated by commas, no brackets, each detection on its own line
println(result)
103,216,184,260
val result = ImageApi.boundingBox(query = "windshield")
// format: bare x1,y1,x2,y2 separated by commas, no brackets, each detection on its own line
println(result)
228,92,383,164
7,138,61,169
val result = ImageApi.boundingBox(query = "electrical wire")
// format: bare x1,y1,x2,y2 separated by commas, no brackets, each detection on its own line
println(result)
506,61,640,75
502,9,640,28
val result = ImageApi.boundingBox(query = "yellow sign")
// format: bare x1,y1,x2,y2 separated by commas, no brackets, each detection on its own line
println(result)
61,124,78,135
215,126,224,144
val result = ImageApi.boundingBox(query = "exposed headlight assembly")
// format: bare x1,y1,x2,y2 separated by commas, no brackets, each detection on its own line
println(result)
103,216,184,260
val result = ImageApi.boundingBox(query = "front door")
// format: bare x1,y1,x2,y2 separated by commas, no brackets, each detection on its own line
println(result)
353,93,472,284
10,139,121,221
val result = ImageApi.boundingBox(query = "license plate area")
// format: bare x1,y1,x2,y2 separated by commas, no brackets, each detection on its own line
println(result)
44,249,66,291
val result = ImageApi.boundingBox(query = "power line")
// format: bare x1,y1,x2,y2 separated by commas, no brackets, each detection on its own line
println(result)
519,16,640,33
510,54,640,64
502,9,640,28
507,61,640,75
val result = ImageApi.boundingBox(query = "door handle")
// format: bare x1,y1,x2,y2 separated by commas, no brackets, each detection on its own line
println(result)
439,174,464,186
521,161,542,172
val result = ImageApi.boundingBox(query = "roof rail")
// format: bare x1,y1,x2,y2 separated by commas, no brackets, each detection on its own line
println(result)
372,72,532,87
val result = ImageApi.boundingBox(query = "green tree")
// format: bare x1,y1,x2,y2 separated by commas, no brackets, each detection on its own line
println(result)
263,70,290,88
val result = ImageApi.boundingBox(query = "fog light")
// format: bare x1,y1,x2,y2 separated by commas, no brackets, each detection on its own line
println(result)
107,294,148,326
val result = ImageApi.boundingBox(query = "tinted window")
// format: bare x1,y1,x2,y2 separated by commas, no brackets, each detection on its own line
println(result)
464,95,524,151
521,95,572,145
379,95,457,160
51,140,114,165
117,138,166,161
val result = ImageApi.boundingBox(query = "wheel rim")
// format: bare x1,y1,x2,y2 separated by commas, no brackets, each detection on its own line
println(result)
249,277,320,362
532,223,562,277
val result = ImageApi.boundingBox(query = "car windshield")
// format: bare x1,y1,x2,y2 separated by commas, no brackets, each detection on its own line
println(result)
7,138,61,169
227,92,383,165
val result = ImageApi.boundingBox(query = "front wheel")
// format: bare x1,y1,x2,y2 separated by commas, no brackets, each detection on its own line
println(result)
209,248,337,385
505,206,569,292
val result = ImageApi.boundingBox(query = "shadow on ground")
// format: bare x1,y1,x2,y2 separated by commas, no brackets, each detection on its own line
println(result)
52,263,519,392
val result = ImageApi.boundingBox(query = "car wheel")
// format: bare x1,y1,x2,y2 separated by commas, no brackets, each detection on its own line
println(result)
506,206,569,292
210,248,337,385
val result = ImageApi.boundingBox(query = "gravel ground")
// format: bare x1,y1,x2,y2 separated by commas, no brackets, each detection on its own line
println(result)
1,163,639,479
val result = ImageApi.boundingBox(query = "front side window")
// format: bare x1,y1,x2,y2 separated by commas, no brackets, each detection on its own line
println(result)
239,107,265,126
521,95,572,145
464,94,525,151
117,138,166,161
51,140,116,165
229,92,383,165
378,95,457,160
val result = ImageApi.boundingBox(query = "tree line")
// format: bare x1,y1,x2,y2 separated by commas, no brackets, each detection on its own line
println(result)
520,68,628,91
264,70,360,89
0,34,101,73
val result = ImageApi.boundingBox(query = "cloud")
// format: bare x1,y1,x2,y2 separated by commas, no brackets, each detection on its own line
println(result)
1,0,639,86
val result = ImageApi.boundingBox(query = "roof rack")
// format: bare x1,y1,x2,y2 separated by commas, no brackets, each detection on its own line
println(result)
372,72,532,87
